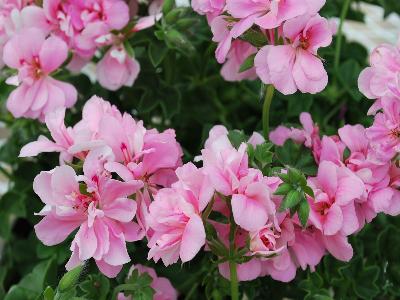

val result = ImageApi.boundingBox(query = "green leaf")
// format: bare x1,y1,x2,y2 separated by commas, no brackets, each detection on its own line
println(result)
338,59,362,101
254,142,273,165
148,42,168,67
59,265,83,292
43,286,55,300
274,183,292,196
162,0,174,14
298,200,310,228
79,274,110,300
5,258,57,300
280,190,302,211
240,29,268,47
303,185,315,198
228,130,247,149
238,54,256,73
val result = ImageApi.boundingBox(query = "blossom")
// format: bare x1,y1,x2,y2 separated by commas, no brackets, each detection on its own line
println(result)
255,14,333,94
34,147,143,277
308,161,364,237
96,45,140,91
147,165,209,265
231,169,276,231
118,264,178,300
43,0,130,58
220,40,257,82
3,27,77,120
366,96,400,163
200,125,248,196
358,43,400,99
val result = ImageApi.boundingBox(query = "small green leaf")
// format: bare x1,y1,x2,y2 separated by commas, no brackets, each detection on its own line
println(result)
228,130,247,149
274,183,292,196
280,190,301,211
43,286,55,300
238,53,256,73
298,200,310,228
148,42,168,67
303,185,315,198
162,0,174,14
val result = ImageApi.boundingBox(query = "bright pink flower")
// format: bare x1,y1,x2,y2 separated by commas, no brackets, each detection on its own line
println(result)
226,0,323,30
201,125,248,196
34,147,143,277
366,96,400,163
231,169,276,231
249,225,285,256
255,14,332,94
118,264,178,300
43,0,129,58
308,161,364,237
147,184,206,265
358,43,400,99
3,28,77,120
96,45,140,91
220,40,257,82
191,0,225,20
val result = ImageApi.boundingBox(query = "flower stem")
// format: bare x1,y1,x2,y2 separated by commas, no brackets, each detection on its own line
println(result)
334,0,352,73
228,205,239,300
262,84,275,139
229,260,239,300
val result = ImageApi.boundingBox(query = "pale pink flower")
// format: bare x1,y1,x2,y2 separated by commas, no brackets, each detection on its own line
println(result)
358,43,400,100
366,96,400,163
118,264,178,300
3,28,77,120
201,125,248,196
34,147,143,277
249,225,285,256
255,14,333,94
191,0,225,20
308,161,364,237
147,184,206,265
96,45,140,91
231,169,276,231
226,0,323,30
220,40,257,82
43,0,129,58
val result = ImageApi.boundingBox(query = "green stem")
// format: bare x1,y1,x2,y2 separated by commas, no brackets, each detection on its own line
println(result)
262,85,275,139
228,201,239,300
334,0,352,73
229,260,239,300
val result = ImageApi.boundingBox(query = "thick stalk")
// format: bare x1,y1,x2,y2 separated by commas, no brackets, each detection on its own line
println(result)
262,85,275,139
334,0,352,73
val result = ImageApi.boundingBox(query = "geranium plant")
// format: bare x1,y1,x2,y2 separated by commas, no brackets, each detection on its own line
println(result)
1,0,400,299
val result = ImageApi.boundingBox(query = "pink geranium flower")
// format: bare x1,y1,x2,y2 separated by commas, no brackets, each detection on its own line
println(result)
220,40,257,82
147,164,209,265
34,147,143,277
308,161,364,237
43,0,129,58
3,27,77,120
366,96,400,163
255,14,333,94
96,45,140,91
231,169,276,231
358,43,400,100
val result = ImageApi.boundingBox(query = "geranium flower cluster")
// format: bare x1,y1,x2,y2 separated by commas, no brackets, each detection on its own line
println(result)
22,96,182,277
191,0,335,94
0,0,160,120
143,119,400,284
270,112,400,248
358,39,400,164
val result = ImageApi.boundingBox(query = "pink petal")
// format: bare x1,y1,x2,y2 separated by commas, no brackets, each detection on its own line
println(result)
180,214,206,262
39,36,68,73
